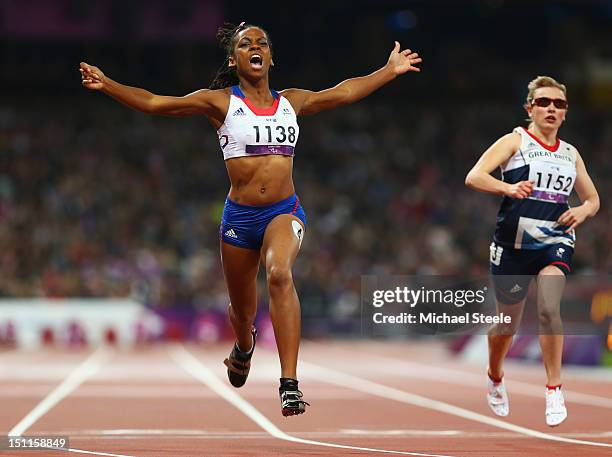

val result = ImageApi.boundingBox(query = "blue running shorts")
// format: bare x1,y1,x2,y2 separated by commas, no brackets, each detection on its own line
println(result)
220,194,307,250
490,242,573,304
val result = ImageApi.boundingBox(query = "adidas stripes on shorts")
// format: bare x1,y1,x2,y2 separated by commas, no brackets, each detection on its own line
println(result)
489,241,573,304
220,194,306,250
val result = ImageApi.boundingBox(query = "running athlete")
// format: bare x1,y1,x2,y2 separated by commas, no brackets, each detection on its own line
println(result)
465,76,599,426
80,22,422,416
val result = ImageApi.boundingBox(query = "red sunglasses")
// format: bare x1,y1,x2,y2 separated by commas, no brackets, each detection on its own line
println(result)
532,97,568,109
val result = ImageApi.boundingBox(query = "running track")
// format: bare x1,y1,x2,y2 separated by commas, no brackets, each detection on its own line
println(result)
1,341,611,456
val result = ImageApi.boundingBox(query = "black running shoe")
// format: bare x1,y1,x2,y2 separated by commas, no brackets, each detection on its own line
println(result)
279,379,309,416
223,327,257,388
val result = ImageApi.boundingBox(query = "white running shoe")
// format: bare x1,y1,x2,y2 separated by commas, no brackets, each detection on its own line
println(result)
487,378,509,417
545,387,567,427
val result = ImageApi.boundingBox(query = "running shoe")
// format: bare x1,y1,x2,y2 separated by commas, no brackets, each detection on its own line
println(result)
223,327,257,388
487,377,509,417
545,386,567,427
279,378,309,417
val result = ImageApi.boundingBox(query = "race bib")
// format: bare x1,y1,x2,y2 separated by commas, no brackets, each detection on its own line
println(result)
528,161,576,203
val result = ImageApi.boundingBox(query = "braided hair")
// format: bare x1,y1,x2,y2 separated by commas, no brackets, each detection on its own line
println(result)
209,22,274,90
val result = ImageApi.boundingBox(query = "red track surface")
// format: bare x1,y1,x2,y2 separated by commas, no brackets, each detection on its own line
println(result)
1,341,611,456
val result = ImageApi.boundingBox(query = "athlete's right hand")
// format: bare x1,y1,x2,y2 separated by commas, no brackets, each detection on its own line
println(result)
504,180,534,199
80,62,105,90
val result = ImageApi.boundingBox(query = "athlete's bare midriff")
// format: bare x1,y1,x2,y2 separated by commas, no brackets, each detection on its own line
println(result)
225,155,295,205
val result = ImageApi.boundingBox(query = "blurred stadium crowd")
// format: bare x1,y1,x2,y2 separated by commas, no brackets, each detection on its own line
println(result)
0,1,610,323
1,98,610,317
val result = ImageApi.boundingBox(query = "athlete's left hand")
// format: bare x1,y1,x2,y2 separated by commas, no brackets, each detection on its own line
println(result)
387,42,422,76
557,205,590,233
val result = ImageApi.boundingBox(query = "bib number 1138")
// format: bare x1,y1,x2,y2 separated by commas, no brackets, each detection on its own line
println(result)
253,125,296,143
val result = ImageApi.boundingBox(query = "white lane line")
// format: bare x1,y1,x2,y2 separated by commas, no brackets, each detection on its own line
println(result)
9,347,112,436
65,449,137,457
7,348,137,456
351,356,612,409
300,360,612,449
31,429,612,440
34,447,137,457
169,345,456,457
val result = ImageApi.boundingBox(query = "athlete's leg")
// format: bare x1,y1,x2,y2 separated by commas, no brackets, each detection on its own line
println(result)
488,298,526,380
220,241,261,352
486,297,525,416
488,242,531,380
536,265,565,386
260,214,304,379
537,264,567,426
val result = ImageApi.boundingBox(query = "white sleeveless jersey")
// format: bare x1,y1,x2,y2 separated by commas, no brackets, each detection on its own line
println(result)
217,86,299,160
494,126,578,250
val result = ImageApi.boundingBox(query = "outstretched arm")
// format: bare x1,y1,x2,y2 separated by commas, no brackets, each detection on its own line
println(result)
557,151,600,232
465,132,535,199
281,42,421,116
79,62,226,119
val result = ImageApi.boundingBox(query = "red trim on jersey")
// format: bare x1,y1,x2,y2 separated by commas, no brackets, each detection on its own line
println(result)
550,261,571,272
241,96,281,116
291,197,300,214
522,127,560,152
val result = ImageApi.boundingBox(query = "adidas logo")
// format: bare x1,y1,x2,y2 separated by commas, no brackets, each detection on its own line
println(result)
509,284,522,293
232,107,246,116
224,229,238,239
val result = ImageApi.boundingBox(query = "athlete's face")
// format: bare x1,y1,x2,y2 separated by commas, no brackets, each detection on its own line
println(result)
526,87,567,131
229,27,273,78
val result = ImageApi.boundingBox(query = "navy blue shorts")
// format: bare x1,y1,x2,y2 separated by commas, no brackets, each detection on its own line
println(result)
490,241,573,304
220,194,307,250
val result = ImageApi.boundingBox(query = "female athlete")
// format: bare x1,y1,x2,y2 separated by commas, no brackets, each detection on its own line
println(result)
81,22,422,416
465,76,599,426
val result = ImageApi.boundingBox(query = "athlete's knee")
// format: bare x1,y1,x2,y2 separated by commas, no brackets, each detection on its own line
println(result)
538,306,561,327
267,264,293,291
489,322,518,337
539,265,565,277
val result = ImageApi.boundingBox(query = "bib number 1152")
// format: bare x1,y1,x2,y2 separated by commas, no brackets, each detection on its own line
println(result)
534,172,573,193
528,161,575,196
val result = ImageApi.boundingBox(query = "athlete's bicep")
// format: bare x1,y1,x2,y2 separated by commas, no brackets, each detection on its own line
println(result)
469,133,521,175
280,88,347,116
150,89,227,119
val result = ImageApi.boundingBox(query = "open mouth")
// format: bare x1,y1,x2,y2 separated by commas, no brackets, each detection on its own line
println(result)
249,54,263,69
545,115,557,122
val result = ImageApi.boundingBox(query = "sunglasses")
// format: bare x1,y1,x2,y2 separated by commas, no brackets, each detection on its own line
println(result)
532,97,568,109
